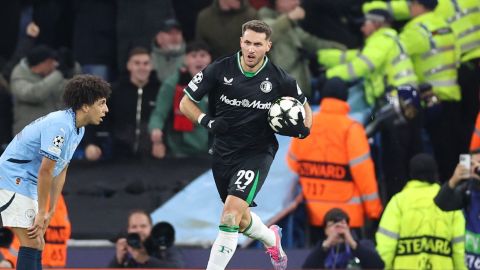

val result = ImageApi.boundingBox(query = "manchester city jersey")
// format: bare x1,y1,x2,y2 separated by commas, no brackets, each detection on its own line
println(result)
184,52,306,163
0,109,84,199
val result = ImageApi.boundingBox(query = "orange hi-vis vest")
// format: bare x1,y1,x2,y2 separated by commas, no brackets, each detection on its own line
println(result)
470,112,480,152
42,194,71,267
287,98,383,227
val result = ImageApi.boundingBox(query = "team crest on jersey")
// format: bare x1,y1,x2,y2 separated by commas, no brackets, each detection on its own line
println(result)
260,80,272,93
192,71,203,84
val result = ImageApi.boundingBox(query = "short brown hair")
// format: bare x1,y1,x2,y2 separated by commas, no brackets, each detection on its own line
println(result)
242,20,272,40
63,74,111,111
128,46,150,60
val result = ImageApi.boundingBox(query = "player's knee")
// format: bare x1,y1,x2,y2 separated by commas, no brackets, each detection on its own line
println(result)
23,236,43,250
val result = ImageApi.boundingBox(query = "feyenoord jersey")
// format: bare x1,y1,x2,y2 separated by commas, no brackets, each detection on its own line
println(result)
184,52,306,162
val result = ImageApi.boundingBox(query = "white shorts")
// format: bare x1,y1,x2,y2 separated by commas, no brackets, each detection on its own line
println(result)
0,189,37,228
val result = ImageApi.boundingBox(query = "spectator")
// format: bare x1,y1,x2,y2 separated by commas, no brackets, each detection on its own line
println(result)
434,143,480,269
318,9,421,201
172,0,211,42
287,78,382,245
258,0,346,98
84,47,160,161
73,0,116,81
116,0,175,72
0,76,12,154
301,0,364,48
377,153,466,270
399,0,461,182
196,0,257,60
302,208,384,269
10,45,79,135
32,0,74,50
2,21,40,82
151,18,186,83
109,210,166,268
149,41,210,158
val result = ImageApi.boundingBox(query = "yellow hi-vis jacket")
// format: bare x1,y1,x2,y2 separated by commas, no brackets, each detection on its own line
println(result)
399,12,461,101
376,180,466,270
363,0,480,62
318,27,417,105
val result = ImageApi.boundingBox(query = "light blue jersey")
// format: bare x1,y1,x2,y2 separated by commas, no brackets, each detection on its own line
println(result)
0,109,84,199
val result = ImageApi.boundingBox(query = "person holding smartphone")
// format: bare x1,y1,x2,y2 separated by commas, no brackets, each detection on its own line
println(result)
435,151,480,270
302,208,384,269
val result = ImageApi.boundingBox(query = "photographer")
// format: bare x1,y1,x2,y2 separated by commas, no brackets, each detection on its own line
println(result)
302,208,384,269
435,151,480,270
109,210,183,268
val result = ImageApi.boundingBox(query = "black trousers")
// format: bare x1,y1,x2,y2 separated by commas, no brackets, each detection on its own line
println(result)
381,115,424,202
425,101,463,183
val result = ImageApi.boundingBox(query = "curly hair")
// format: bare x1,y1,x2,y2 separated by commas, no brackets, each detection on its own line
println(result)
63,75,111,111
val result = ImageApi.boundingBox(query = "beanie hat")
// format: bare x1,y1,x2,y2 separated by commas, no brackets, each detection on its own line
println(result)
322,77,349,101
365,9,394,24
409,153,438,182
414,0,438,10
26,45,56,66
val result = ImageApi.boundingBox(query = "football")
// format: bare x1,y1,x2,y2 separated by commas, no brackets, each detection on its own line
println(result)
268,96,305,132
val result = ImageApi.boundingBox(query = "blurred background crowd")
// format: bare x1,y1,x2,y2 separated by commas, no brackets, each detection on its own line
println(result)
0,0,480,269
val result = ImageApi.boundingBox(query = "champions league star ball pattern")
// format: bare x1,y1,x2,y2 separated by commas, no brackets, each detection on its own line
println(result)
53,136,65,148
268,96,305,132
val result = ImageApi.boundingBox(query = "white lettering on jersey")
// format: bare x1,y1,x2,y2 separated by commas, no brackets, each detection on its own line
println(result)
220,94,271,110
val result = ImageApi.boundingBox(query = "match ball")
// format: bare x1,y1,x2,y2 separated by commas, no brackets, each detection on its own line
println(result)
268,96,305,132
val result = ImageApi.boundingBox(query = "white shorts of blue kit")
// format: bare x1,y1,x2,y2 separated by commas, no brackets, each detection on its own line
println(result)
0,189,37,228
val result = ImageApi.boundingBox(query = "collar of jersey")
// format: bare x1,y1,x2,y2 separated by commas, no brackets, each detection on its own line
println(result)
236,51,269,78
67,108,79,134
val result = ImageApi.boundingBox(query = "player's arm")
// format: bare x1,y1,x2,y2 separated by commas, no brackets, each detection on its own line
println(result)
29,157,56,238
49,165,68,219
303,102,312,129
179,95,204,124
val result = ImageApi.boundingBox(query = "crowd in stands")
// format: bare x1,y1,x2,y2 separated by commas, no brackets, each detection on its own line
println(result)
1,0,480,268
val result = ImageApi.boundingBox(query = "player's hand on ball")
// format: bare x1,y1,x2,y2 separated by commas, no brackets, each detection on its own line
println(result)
278,111,310,139
199,114,229,134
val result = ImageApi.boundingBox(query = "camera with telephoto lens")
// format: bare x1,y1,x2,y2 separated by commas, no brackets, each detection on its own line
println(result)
126,232,143,249
144,222,175,257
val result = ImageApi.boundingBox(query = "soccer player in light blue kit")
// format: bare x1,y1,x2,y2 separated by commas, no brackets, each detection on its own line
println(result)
0,75,111,270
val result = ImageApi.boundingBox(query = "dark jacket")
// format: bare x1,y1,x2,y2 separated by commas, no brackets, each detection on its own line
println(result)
302,239,384,269
73,0,116,66
195,0,257,60
300,0,363,49
434,180,474,211
85,72,160,158
116,0,175,71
